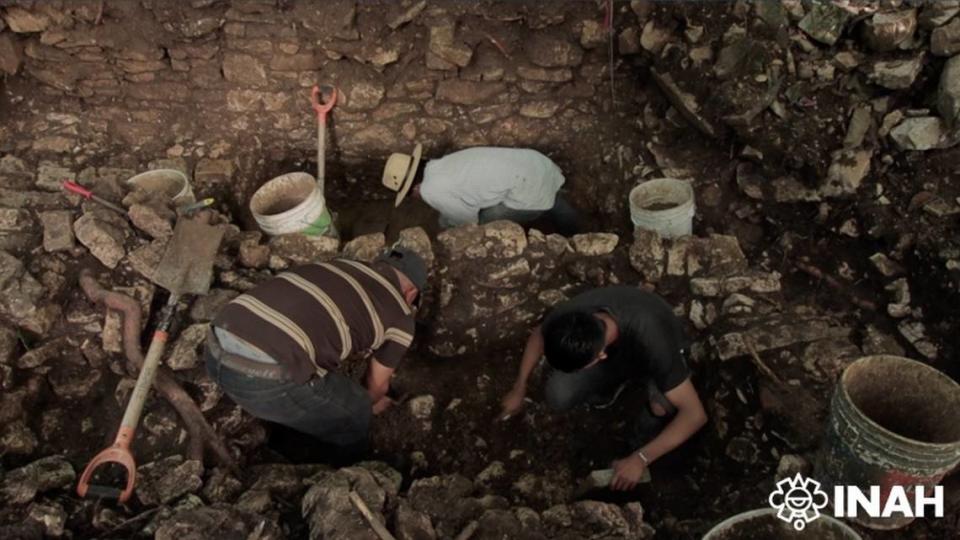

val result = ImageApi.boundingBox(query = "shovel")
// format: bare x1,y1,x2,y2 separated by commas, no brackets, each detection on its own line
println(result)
311,84,337,198
77,215,224,503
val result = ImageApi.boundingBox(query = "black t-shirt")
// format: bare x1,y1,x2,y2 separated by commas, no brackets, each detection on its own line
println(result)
542,286,691,392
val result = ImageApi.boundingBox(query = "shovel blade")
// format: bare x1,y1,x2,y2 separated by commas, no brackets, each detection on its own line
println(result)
152,217,225,296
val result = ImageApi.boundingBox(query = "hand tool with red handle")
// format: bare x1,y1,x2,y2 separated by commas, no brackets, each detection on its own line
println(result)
63,181,127,215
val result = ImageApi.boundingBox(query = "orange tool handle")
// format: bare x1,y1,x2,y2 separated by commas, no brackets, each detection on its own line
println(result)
63,181,93,199
311,85,337,124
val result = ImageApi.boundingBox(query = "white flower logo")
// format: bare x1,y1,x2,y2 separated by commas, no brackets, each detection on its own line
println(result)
768,473,830,531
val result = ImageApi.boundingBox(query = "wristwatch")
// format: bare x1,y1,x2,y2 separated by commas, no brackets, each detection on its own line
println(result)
636,450,650,465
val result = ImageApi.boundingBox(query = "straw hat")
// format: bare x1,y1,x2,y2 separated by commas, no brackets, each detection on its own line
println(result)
381,143,422,207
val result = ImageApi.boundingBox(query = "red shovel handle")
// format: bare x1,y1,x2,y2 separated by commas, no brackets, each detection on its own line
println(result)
311,85,337,123
76,426,137,503
63,181,93,199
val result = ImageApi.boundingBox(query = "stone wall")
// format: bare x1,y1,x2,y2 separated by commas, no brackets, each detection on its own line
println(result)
0,0,648,218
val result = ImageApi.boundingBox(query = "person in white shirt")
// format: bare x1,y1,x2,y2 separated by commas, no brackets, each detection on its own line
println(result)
382,144,579,235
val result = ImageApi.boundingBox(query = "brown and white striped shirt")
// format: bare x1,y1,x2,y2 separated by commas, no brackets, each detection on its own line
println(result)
213,259,415,383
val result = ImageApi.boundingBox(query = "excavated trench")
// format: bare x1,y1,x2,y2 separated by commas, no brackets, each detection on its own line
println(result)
1,1,959,539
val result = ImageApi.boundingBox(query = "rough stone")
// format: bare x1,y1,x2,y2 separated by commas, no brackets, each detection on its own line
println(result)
26,501,67,537
862,10,917,51
517,65,572,82
126,239,166,282
436,80,506,105
222,53,267,87
651,71,718,138
482,221,527,258
167,323,209,371
153,506,282,540
0,455,74,505
268,234,339,265
618,27,640,55
343,233,386,263
798,1,850,45
0,420,36,456
920,2,960,29
194,159,234,184
48,361,102,399
0,33,23,75
395,500,437,540
629,229,664,282
931,18,960,56
428,20,473,68
938,54,960,125
74,213,126,268
3,7,50,33
571,233,619,256
38,211,75,252
35,164,75,191
190,288,239,321
396,227,435,269
713,315,850,360
867,55,923,90
690,272,781,297
238,239,269,269
641,20,672,53
821,149,872,197
388,0,427,30
519,100,562,119
303,465,400,540
0,250,57,335
580,20,606,49
128,204,174,239
137,456,204,506
525,34,582,67
890,117,946,150
898,319,938,359
345,80,386,111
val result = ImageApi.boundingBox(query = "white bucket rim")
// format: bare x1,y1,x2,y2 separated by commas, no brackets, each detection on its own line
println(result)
126,168,192,202
250,172,325,222
629,178,694,214
703,508,862,539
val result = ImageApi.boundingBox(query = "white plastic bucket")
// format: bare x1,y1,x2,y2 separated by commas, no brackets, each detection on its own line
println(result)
126,169,194,204
703,508,861,540
249,172,333,236
628,178,695,238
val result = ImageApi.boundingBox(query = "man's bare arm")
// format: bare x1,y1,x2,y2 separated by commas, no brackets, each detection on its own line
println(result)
637,378,707,463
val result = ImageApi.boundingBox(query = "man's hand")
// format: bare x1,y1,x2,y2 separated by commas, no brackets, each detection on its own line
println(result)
499,385,526,420
372,395,395,415
610,454,647,491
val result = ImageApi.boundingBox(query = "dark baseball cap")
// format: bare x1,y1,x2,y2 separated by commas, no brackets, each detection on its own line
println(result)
376,247,428,295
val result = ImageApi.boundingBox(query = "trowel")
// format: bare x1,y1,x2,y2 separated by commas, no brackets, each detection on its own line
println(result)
574,467,652,500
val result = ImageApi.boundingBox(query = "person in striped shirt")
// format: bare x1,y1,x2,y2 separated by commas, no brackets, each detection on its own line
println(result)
204,247,427,454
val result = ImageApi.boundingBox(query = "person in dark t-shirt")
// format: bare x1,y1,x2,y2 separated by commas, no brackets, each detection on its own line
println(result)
500,286,707,491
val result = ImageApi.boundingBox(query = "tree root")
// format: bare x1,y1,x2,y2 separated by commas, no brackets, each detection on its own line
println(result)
79,270,237,472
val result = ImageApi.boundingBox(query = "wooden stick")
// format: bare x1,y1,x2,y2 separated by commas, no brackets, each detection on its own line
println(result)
454,520,479,540
348,491,396,540
744,338,785,387
795,260,877,311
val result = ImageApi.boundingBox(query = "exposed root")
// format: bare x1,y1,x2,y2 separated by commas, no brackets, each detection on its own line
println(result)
795,259,878,312
79,270,237,472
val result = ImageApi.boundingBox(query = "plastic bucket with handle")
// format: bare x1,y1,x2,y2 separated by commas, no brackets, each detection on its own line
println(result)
628,178,695,238
703,508,861,539
126,169,194,205
249,172,333,236
816,355,960,530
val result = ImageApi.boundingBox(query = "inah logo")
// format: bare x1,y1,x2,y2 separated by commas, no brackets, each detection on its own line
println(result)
768,474,944,528
768,474,829,531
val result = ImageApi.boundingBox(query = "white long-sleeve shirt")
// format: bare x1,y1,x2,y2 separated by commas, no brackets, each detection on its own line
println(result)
419,147,565,227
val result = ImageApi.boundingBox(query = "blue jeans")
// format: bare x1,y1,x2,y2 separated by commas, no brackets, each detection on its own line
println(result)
204,349,372,448
477,195,580,236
